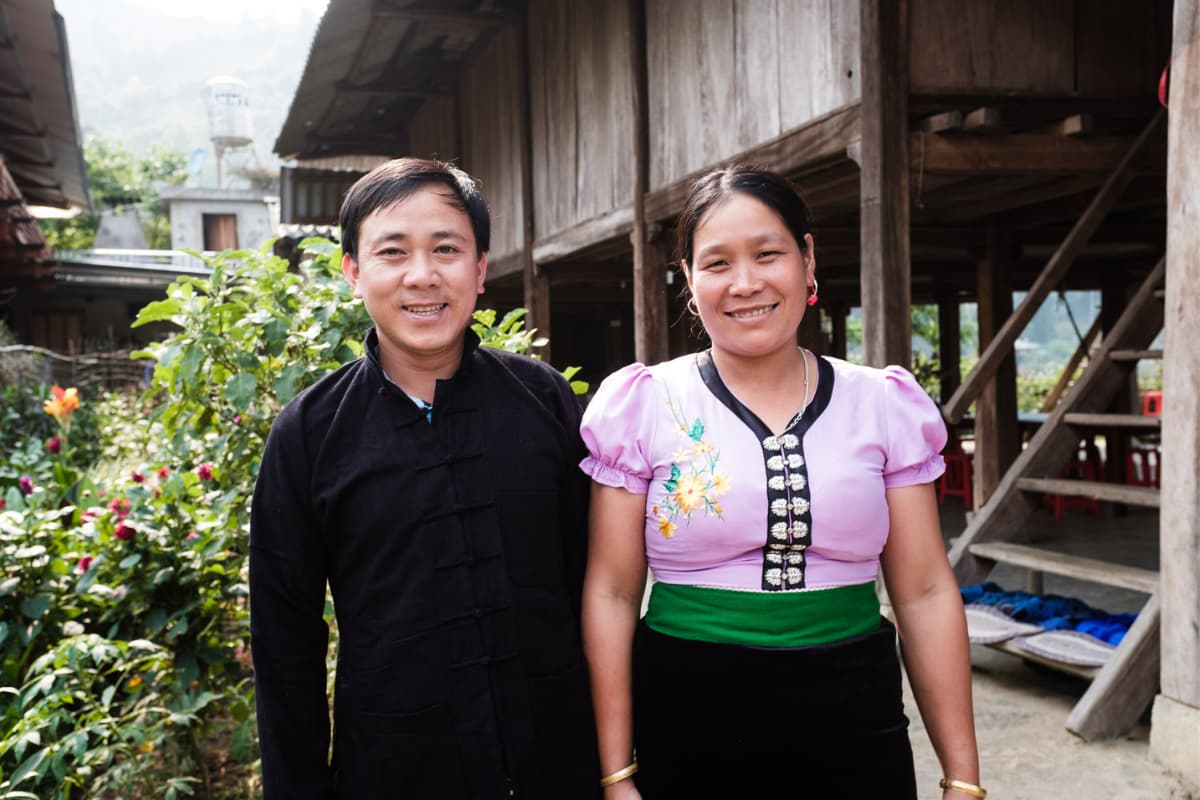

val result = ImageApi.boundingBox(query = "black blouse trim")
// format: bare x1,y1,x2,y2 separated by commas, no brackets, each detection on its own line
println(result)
696,351,835,591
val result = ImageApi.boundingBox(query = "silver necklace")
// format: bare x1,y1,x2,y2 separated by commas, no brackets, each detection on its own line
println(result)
783,348,811,432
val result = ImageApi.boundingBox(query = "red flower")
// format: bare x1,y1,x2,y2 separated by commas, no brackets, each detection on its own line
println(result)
81,509,98,521
107,498,131,518
196,464,214,481
78,556,93,572
19,475,34,495
0,498,6,510
156,467,170,479
46,435,62,454
114,523,136,542
131,471,146,483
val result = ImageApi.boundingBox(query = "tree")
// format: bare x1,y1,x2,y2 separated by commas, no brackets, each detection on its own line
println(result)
38,137,188,250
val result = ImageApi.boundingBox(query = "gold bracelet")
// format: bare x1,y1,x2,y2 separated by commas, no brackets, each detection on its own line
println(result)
939,777,988,798
599,761,638,788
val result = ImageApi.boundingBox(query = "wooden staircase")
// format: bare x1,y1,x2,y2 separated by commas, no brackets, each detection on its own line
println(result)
948,257,1165,740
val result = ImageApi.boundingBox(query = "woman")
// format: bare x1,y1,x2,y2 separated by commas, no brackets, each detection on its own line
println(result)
580,165,982,798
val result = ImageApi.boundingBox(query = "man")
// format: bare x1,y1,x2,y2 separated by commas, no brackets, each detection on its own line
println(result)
250,158,599,799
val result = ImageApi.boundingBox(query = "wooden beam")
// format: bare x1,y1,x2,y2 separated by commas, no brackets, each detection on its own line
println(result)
967,542,1158,594
1040,315,1102,412
859,0,911,368
1160,0,1200,710
973,220,1020,507
629,0,666,365
517,10,549,363
912,132,1165,175
962,107,1002,132
919,110,963,133
531,205,635,265
937,291,961,405
372,5,519,26
943,109,1165,423
643,104,861,224
1030,113,1095,137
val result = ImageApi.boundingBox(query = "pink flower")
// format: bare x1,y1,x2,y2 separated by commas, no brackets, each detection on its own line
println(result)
196,464,214,481
131,471,146,483
46,435,62,454
114,523,136,542
81,508,98,521
78,555,93,572
0,498,6,510
107,498,131,519
19,476,34,495
185,530,199,543
232,414,242,425
157,467,170,479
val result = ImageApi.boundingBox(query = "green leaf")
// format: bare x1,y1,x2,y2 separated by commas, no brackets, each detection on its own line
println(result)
689,419,704,441
8,749,47,786
669,464,681,481
224,373,258,411
132,297,182,327
19,595,50,620
569,380,590,396
0,621,8,646
118,553,142,569
100,684,116,709
0,577,19,596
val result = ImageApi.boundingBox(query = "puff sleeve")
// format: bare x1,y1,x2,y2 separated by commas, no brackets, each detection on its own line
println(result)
579,362,659,494
882,365,948,488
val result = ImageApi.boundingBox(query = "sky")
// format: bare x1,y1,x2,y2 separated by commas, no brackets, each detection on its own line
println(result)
77,0,329,22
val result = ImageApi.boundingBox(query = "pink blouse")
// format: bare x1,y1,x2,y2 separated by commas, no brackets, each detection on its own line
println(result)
580,352,946,593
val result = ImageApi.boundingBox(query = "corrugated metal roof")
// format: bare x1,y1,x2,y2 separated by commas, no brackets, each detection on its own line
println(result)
0,0,89,211
274,0,520,161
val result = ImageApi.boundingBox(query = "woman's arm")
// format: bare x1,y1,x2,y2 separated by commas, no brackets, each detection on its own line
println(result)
583,482,649,799
881,482,982,799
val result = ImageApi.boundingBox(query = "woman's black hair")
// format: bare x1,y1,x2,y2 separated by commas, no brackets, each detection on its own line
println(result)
674,163,811,270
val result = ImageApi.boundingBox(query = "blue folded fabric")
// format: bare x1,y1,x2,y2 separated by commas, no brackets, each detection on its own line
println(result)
960,583,1137,644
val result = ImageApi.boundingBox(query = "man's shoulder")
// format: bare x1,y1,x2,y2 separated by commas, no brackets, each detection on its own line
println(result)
273,357,371,434
476,346,570,393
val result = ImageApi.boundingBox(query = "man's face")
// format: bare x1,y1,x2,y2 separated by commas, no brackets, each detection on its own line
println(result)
342,185,487,368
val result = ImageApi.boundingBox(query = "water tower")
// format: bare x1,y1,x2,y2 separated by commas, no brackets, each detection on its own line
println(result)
205,76,254,186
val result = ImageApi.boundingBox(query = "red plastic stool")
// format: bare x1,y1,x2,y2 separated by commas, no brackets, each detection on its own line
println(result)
1142,391,1163,417
939,452,973,510
1125,446,1161,488
1043,445,1104,520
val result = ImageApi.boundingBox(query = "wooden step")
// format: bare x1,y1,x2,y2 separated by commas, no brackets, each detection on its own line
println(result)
1062,412,1162,429
1109,349,1163,362
967,541,1159,593
986,638,1099,680
1016,477,1160,508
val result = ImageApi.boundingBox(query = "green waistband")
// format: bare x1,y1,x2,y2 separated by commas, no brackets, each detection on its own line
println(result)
644,581,881,647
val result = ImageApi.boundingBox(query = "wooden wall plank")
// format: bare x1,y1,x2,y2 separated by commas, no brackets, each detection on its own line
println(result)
1160,0,1200,709
1075,0,1173,98
527,0,634,243
909,0,1074,93
407,96,458,162
648,0,860,191
779,0,860,130
459,25,524,261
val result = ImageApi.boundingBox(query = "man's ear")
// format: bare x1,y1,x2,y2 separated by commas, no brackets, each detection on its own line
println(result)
475,252,488,294
342,252,362,298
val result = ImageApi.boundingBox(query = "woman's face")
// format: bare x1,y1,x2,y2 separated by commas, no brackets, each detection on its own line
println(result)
685,191,815,363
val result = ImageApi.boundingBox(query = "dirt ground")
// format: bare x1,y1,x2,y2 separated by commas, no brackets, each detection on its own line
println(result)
916,504,1195,800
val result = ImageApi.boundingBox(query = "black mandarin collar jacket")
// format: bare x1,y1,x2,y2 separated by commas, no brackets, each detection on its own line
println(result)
250,329,598,799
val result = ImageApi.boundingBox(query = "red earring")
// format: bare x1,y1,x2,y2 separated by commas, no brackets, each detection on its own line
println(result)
807,278,819,307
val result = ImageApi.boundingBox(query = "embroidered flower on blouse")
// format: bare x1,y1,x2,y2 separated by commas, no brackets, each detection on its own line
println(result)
655,391,726,536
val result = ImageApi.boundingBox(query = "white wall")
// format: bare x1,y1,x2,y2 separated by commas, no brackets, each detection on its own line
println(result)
168,198,277,251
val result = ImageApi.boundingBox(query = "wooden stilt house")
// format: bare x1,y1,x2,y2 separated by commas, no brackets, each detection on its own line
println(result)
274,0,1200,786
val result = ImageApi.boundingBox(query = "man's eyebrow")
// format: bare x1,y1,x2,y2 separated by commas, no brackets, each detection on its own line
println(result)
432,230,468,241
365,231,408,249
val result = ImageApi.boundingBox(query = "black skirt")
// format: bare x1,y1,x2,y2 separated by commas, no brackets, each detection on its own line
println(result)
631,618,917,799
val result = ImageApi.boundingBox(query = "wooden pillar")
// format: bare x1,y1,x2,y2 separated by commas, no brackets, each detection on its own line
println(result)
829,300,849,360
937,291,961,405
629,0,667,365
1100,275,1133,512
973,221,1020,508
859,0,911,368
1152,0,1200,789
797,304,824,355
519,13,551,363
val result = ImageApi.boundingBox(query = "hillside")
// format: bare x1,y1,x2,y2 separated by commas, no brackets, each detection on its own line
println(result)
55,0,321,179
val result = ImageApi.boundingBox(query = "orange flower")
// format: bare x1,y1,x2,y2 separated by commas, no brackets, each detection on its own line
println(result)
674,473,705,513
43,386,80,430
127,675,144,689
657,517,677,538
710,472,731,496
